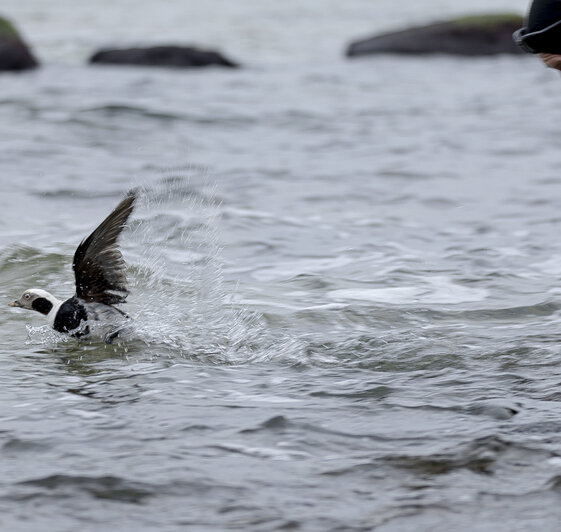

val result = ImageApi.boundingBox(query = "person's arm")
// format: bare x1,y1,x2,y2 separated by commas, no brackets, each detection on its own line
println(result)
539,52,561,70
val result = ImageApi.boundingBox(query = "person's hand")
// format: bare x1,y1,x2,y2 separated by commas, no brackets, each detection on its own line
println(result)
539,53,561,71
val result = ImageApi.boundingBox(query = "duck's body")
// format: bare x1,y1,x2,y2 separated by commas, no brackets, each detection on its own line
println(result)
9,191,137,343
51,295,126,339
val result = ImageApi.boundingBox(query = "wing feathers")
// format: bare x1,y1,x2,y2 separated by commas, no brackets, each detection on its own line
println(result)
73,191,137,304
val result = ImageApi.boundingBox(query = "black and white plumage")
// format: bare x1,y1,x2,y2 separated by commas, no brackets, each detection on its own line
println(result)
9,191,137,343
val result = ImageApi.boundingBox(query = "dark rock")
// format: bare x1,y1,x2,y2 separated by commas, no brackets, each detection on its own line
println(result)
0,16,39,71
347,13,524,57
89,45,238,69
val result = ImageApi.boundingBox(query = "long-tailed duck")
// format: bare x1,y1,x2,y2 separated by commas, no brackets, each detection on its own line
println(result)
9,191,137,343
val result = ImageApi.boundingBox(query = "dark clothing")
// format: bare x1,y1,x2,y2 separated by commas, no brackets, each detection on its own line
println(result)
527,0,561,32
515,0,561,53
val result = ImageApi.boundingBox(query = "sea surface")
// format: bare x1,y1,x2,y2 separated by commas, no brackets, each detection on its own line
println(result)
4,1,561,530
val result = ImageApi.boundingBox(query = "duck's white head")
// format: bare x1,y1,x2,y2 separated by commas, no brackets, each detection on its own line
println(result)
9,289,60,316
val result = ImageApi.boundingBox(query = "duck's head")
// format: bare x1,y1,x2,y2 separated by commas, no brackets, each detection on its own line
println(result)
9,289,58,315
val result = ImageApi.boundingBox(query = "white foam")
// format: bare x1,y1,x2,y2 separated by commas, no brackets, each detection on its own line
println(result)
328,276,488,305
122,183,304,364
532,254,561,276
251,256,356,282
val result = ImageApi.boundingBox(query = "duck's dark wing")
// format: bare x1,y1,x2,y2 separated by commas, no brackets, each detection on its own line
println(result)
73,191,137,305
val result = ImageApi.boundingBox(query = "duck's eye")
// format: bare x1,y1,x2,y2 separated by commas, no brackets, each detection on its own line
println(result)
24,294,30,300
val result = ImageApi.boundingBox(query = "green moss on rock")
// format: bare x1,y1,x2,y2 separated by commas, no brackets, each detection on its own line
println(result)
0,16,18,38
453,13,524,28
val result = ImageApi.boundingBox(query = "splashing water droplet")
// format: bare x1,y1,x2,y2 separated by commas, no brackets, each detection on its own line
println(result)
22,179,305,364
123,180,304,364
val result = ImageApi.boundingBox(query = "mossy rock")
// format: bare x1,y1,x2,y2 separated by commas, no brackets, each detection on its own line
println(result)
0,15,39,71
453,13,523,28
347,12,525,57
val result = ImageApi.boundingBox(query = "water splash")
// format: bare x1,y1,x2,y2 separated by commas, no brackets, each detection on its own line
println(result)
16,178,303,364
122,179,303,364
26,324,71,346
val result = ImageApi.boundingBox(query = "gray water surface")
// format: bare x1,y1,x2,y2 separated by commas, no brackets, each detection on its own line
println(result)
3,1,561,530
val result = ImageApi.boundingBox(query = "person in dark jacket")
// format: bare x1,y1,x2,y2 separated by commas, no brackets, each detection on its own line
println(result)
514,0,561,69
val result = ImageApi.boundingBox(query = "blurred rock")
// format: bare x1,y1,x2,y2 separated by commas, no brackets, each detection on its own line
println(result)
346,13,524,57
0,16,39,71
89,46,239,69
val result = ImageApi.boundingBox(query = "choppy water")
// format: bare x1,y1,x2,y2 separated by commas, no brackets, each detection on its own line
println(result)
5,0,561,530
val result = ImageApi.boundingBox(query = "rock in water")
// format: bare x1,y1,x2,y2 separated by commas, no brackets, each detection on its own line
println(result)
0,16,38,71
346,13,524,57
89,45,239,68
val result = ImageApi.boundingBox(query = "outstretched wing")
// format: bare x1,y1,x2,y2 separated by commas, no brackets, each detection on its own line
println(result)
73,191,137,305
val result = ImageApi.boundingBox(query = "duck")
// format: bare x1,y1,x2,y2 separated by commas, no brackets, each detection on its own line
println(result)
9,190,137,343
